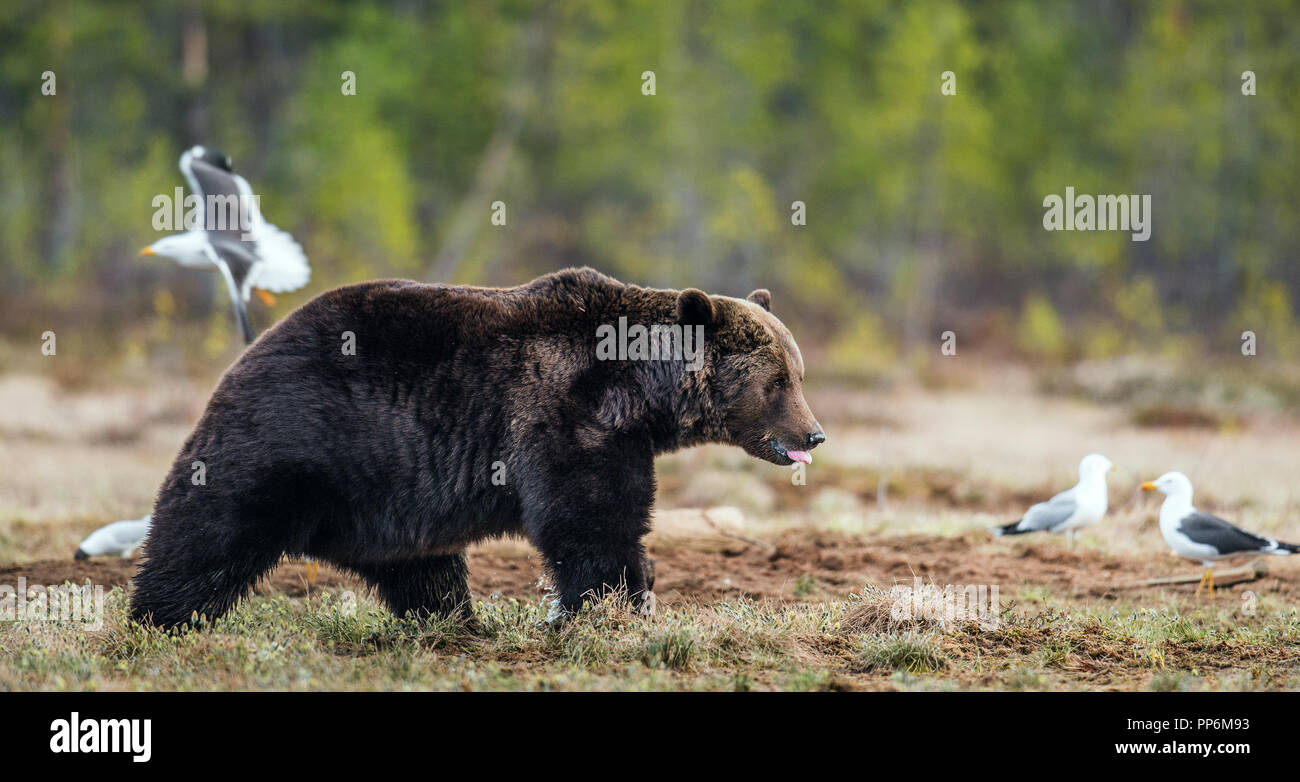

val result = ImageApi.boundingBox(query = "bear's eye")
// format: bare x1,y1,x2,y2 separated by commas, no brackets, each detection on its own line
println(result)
769,377,786,393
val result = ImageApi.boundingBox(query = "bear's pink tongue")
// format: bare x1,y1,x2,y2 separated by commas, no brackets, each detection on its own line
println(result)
786,450,812,464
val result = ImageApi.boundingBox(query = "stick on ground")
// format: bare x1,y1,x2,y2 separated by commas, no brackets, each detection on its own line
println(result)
1116,560,1268,590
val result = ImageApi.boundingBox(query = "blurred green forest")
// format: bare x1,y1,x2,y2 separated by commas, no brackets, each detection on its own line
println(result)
1,0,1298,368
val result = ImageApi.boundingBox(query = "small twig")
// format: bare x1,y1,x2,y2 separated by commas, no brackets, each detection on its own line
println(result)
1114,560,1268,590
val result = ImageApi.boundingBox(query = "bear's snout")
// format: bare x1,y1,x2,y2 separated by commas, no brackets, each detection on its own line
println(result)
768,429,824,465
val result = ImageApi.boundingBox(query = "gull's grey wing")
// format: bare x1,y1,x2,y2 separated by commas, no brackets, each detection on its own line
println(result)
180,148,258,344
205,246,254,344
1178,512,1271,555
205,237,255,340
207,235,258,280
179,147,258,257
1018,489,1078,532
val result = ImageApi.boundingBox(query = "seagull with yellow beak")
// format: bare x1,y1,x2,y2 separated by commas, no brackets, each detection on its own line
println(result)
1141,471,1299,597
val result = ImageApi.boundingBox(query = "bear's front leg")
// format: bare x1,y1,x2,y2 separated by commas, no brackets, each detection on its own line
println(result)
544,536,654,616
520,446,656,617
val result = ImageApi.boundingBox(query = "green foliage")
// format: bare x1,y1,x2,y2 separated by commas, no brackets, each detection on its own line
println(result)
826,310,897,378
1016,293,1068,361
1,0,1299,358
1232,280,1300,359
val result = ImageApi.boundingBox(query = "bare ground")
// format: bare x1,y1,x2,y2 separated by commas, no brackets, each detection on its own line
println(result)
9,523,1295,607
3,365,1300,691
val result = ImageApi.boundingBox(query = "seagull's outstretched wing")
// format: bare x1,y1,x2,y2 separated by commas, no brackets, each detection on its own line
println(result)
231,167,310,296
1019,490,1078,532
1178,512,1274,556
181,146,310,300
248,221,311,294
206,246,255,344
179,146,257,251
179,146,258,343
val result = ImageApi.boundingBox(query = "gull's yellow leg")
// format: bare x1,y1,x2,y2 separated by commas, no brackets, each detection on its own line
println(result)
256,289,277,307
304,559,320,584
1206,569,1215,598
1195,569,1208,597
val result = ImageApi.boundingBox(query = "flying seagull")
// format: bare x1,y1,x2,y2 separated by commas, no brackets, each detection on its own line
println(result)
994,453,1115,548
141,146,310,344
75,515,151,560
1141,472,1298,596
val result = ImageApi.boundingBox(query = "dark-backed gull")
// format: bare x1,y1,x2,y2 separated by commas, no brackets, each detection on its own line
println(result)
141,146,310,344
1141,471,1298,596
994,453,1114,547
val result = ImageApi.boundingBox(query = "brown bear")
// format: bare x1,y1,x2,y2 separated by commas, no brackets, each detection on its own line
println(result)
130,267,824,628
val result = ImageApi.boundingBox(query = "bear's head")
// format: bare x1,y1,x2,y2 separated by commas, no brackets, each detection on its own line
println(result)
677,287,826,466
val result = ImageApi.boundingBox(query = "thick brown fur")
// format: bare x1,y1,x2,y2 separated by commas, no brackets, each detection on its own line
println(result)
130,267,823,629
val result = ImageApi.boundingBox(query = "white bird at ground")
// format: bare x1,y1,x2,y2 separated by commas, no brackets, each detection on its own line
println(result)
141,146,310,344
994,453,1115,548
75,515,151,560
1141,471,1298,597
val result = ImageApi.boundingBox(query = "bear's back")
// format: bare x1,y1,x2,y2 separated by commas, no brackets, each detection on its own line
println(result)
268,268,628,350
193,270,634,458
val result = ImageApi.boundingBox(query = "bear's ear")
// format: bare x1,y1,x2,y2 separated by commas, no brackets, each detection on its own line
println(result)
746,289,772,312
677,288,715,326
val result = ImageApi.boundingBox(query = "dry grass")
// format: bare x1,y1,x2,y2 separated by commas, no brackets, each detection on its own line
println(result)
4,580,1296,691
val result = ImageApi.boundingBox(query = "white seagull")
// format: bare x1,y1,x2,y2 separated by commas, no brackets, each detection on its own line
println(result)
1141,471,1298,596
75,515,151,560
994,453,1115,547
141,146,310,344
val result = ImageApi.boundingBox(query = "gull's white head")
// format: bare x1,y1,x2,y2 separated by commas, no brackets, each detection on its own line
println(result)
1140,471,1193,501
1078,453,1115,480
141,232,210,268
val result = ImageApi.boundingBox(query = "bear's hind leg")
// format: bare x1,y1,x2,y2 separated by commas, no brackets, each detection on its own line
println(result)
349,553,474,623
130,513,285,630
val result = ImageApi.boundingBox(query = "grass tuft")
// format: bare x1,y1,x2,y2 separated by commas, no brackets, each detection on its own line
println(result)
853,632,947,674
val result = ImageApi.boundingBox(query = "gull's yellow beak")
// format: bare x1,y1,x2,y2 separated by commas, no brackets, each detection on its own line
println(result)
1110,464,1117,471
1140,481,1157,491
139,246,156,257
